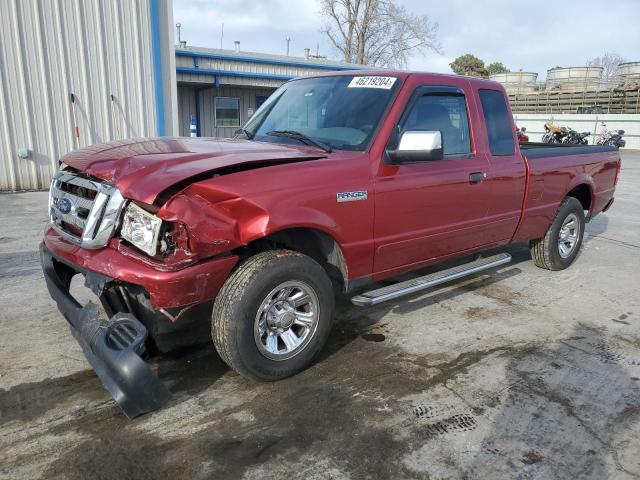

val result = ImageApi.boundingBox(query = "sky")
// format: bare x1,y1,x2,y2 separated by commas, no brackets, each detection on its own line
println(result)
173,0,640,80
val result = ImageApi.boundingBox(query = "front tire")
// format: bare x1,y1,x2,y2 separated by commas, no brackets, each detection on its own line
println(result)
211,250,334,381
530,197,585,270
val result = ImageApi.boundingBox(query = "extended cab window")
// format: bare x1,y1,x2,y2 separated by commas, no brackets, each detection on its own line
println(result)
401,94,471,156
478,89,515,156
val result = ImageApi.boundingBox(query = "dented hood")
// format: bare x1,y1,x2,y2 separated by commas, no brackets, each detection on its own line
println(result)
60,137,327,205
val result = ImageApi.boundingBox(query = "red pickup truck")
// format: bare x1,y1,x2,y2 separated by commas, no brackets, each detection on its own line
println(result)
41,71,620,417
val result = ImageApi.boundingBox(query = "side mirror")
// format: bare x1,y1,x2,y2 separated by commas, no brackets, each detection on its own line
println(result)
386,131,443,164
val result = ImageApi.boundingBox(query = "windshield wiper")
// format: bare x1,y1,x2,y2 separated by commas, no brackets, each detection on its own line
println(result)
266,130,332,153
234,128,255,140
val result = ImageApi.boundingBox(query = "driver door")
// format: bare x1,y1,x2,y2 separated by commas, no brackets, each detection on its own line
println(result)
373,85,492,275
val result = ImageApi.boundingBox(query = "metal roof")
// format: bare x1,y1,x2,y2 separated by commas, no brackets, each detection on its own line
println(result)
175,45,367,70
175,45,369,87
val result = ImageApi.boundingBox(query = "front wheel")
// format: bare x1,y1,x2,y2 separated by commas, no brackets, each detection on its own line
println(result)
211,250,334,381
530,197,585,270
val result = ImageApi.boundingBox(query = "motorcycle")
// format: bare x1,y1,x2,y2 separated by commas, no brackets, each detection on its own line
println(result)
542,121,568,143
516,126,529,142
562,129,590,145
596,123,626,148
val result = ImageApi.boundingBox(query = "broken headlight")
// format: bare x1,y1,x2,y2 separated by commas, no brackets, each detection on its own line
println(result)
120,203,163,256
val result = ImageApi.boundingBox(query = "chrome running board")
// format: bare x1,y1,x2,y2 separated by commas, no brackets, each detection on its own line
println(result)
351,253,512,307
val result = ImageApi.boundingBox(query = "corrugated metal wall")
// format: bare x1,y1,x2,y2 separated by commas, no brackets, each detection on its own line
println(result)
178,85,276,138
0,0,177,191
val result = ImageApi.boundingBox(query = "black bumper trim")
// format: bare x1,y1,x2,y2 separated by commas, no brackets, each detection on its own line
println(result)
40,243,171,418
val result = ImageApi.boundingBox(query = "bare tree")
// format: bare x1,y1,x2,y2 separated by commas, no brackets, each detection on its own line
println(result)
320,0,440,68
587,52,626,82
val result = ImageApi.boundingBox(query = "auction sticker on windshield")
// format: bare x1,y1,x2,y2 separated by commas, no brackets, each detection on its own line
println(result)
347,76,397,89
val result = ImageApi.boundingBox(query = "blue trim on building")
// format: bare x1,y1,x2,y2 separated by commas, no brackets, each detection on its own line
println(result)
149,0,166,136
194,89,201,136
177,67,294,82
175,49,367,71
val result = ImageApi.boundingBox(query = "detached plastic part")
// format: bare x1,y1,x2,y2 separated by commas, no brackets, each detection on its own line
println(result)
40,243,171,418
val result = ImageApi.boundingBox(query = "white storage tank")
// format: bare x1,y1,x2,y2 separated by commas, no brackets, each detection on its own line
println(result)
618,62,640,79
489,71,538,93
546,66,603,91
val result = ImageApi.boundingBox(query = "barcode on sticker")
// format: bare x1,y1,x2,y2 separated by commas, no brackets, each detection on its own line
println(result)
347,76,397,89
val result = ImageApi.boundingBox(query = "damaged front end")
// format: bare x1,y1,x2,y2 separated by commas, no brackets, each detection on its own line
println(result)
40,244,171,418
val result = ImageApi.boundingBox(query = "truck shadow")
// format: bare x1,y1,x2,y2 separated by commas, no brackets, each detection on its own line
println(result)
584,214,610,243
317,243,531,364
161,242,534,391
0,243,532,423
155,250,528,408
156,343,229,401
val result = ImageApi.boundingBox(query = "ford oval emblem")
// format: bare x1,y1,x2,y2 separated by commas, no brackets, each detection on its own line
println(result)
56,197,72,215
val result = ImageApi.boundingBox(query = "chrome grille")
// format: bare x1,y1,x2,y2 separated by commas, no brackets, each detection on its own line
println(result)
49,170,126,249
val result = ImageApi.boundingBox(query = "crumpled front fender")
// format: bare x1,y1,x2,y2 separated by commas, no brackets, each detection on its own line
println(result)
158,191,270,258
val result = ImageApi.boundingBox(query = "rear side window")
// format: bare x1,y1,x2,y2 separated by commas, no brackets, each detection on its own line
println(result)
479,89,514,156
401,94,471,156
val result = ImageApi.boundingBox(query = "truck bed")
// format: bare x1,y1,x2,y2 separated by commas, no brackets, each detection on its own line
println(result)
520,142,617,159
511,141,620,243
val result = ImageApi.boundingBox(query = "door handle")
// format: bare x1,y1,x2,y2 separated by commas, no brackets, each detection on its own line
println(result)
469,172,486,184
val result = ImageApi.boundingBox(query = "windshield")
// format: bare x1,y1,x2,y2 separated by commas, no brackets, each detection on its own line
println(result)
243,75,400,151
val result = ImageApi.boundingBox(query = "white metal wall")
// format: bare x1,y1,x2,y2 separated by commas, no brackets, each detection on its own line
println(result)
0,0,177,191
513,114,640,149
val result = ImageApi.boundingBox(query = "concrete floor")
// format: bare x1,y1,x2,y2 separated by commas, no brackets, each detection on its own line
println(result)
1,152,640,480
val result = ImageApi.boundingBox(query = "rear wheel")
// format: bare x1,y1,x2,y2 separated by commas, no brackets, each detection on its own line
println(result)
211,250,334,381
530,197,585,270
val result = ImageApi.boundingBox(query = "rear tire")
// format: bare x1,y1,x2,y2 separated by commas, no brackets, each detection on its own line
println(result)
211,250,334,381
530,197,585,270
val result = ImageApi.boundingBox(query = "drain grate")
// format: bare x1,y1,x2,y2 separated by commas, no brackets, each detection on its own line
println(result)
587,340,625,364
424,413,477,435
413,405,437,419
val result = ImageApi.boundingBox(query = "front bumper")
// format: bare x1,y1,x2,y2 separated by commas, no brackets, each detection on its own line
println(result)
43,226,238,309
40,243,170,418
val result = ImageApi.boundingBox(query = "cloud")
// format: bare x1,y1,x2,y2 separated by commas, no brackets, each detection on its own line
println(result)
174,0,327,57
403,0,640,78
174,0,640,78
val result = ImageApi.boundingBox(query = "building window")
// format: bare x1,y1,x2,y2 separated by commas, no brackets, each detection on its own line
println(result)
215,97,240,127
